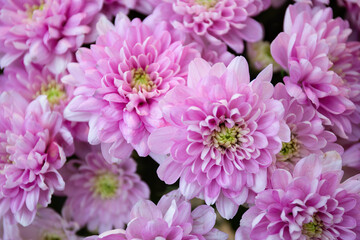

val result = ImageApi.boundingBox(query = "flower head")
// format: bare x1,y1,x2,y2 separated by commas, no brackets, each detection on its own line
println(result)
0,92,73,226
62,150,149,233
147,0,270,53
235,151,360,240
1,63,69,111
274,83,343,171
84,191,228,240
149,56,290,219
64,13,200,157
271,3,360,140
1,62,89,143
0,0,103,74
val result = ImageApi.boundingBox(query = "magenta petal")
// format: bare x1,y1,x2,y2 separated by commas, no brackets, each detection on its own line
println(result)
130,200,163,220
191,205,216,235
157,158,183,184
148,127,178,154
216,194,239,220
271,169,293,190
188,58,211,89
270,32,290,70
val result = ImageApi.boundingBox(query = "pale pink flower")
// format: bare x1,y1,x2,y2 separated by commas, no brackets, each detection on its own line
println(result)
63,150,150,233
0,0,103,74
148,56,290,219
236,151,360,240
146,0,270,53
144,6,235,65
1,62,70,112
273,83,343,171
0,92,73,226
85,190,228,240
1,208,81,240
331,42,360,141
64,13,200,157
271,3,360,140
0,62,89,142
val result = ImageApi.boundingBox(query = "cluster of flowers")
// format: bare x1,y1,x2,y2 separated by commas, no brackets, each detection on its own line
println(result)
0,0,359,239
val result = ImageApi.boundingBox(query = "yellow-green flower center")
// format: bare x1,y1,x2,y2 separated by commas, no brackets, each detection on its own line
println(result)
302,217,323,238
35,81,66,106
25,2,44,18
42,233,62,240
131,69,155,91
195,0,218,8
278,135,299,161
92,172,119,199
212,125,240,149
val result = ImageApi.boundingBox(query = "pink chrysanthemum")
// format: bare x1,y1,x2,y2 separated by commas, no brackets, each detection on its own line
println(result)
1,62,70,111
148,56,290,219
0,62,89,142
62,150,150,233
147,0,270,53
1,208,81,240
331,42,360,140
0,0,103,74
273,83,343,171
144,7,235,65
271,3,360,140
0,92,73,226
85,190,228,240
235,151,360,240
64,13,200,157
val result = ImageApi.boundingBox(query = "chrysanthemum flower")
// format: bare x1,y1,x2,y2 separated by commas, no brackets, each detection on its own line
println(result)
62,150,150,233
274,83,343,171
271,3,360,140
1,63,69,111
147,0,270,53
144,11,235,65
1,208,81,240
0,62,89,142
85,190,228,239
331,42,360,140
148,56,290,219
235,151,360,240
0,0,103,74
0,92,73,226
64,13,200,157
